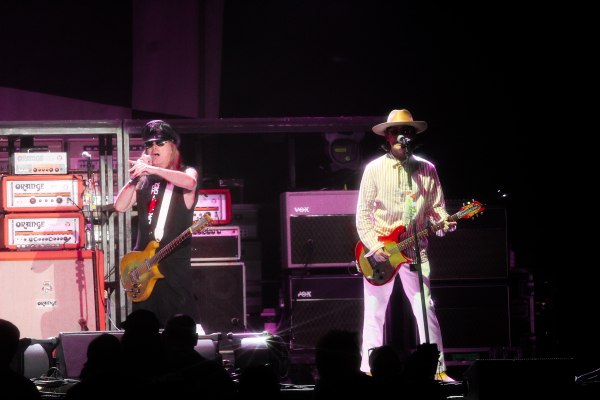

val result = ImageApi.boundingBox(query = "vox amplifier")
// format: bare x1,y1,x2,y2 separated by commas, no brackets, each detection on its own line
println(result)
281,191,360,268
10,152,68,175
0,213,85,250
0,175,85,212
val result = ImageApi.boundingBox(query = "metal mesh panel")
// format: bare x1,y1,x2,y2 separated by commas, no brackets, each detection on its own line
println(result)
428,230,507,280
290,215,359,266
291,299,364,349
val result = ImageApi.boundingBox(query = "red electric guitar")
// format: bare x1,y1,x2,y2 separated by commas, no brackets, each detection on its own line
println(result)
355,201,484,286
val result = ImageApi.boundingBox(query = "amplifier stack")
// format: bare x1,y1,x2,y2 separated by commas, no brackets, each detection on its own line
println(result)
1,175,86,250
1,150,87,251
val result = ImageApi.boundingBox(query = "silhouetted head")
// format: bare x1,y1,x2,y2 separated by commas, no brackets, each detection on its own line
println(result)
368,344,402,379
162,314,198,351
121,309,161,353
315,330,361,378
0,319,20,365
80,333,124,379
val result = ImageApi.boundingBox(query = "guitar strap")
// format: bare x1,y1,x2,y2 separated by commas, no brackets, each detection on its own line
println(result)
153,182,174,242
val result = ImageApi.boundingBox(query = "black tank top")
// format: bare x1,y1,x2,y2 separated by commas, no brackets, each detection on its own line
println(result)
134,167,199,259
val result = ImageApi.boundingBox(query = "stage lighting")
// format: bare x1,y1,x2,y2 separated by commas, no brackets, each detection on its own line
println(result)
10,337,60,379
324,132,365,171
228,332,290,378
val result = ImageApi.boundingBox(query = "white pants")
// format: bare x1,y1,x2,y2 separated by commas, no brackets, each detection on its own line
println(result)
360,260,446,373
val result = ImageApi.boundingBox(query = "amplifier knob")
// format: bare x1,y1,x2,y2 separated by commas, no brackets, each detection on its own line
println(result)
56,198,63,204
30,198,36,204
49,168,54,172
33,168,38,172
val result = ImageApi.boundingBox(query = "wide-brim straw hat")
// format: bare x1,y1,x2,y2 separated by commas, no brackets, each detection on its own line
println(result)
372,109,427,136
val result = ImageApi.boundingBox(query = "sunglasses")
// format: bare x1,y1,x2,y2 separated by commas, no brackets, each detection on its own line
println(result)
144,140,171,149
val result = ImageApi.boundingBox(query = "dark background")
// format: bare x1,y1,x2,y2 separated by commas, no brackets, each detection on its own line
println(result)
1,1,585,373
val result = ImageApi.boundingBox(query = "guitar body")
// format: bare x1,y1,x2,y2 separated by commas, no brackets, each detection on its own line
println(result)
120,241,164,302
355,224,413,286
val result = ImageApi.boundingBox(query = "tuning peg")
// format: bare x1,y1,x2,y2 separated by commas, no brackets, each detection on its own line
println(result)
481,211,483,215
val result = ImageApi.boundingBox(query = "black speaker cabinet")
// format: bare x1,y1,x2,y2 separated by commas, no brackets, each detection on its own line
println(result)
428,205,508,280
289,275,364,349
281,191,360,268
191,262,246,350
463,359,574,399
426,285,511,349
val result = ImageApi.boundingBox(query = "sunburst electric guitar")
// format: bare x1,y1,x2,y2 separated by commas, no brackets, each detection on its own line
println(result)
120,215,213,302
355,201,484,286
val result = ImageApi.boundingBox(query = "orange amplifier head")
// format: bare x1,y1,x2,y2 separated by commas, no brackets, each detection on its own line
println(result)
0,175,85,213
0,213,85,251
10,152,68,175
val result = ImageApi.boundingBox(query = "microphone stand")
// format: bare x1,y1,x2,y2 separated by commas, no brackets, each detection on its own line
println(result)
403,143,431,345
84,155,101,331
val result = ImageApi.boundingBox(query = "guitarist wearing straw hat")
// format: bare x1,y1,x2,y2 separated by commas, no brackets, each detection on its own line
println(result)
356,109,456,381
115,120,201,328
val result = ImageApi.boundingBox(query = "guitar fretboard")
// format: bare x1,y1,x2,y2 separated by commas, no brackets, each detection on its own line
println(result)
386,210,473,257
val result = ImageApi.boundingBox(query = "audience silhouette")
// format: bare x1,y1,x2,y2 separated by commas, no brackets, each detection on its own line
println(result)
64,333,125,399
0,319,42,400
2,315,453,399
313,329,372,400
159,314,235,399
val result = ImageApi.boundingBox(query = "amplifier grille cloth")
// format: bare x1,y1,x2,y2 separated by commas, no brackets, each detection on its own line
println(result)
292,299,363,349
290,215,359,265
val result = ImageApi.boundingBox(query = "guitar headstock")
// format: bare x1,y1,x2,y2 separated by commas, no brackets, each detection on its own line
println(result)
457,200,485,219
191,214,213,233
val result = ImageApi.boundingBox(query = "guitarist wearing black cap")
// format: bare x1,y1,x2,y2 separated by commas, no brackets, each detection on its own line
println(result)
115,120,201,328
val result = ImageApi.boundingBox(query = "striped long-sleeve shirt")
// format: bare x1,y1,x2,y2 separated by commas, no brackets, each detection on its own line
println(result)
356,152,451,262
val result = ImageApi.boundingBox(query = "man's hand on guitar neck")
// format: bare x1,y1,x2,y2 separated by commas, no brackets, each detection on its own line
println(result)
442,216,457,232
373,247,391,263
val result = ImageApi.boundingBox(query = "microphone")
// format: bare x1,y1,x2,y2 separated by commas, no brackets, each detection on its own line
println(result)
82,151,92,159
396,135,411,145
231,318,248,331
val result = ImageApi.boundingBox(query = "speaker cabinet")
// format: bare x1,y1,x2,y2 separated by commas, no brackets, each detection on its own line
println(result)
191,262,246,350
281,191,359,268
428,285,510,349
0,250,105,338
290,275,364,349
428,205,508,280
463,359,574,399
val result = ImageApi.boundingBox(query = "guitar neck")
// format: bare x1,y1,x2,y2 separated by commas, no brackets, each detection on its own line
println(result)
395,213,460,253
147,228,193,266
